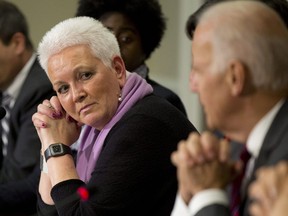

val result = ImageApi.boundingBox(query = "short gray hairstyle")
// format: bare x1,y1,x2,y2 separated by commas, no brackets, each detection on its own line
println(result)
38,16,120,72
198,0,288,91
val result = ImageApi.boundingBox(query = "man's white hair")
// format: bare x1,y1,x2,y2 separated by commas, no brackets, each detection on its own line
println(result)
198,0,288,91
38,16,120,72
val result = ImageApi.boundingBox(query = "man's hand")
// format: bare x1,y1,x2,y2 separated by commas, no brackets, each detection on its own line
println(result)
249,161,288,216
171,131,239,203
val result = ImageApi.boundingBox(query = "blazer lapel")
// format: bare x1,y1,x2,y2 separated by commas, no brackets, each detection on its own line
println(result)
255,98,288,169
241,99,288,216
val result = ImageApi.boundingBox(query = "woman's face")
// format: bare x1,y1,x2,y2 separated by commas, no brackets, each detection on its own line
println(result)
100,12,146,72
47,44,126,130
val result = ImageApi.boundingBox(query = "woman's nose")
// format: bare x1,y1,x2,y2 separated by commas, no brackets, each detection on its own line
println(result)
72,87,86,103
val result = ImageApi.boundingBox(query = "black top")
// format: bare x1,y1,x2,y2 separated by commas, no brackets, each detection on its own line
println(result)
38,95,197,216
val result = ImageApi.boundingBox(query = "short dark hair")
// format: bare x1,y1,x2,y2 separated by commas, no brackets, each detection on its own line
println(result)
186,0,288,39
76,0,166,60
0,0,33,49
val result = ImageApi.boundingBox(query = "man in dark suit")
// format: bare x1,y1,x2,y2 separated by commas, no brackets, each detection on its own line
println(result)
171,1,288,216
0,1,55,214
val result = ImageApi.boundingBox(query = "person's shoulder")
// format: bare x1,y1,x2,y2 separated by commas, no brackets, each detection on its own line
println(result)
147,78,180,99
114,94,197,136
19,59,54,101
29,59,47,76
146,77,187,115
254,99,288,169
26,59,52,85
267,99,288,136
134,94,177,111
128,94,190,125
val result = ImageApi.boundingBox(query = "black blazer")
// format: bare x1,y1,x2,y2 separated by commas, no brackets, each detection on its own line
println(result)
195,99,288,216
0,58,55,215
146,77,187,116
37,95,197,216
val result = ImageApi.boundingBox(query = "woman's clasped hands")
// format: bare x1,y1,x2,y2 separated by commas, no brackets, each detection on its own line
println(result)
32,96,81,148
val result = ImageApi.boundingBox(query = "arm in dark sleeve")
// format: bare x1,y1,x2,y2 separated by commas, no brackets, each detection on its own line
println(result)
43,112,194,216
195,204,230,216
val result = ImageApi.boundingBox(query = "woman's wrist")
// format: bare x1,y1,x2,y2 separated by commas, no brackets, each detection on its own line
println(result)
40,152,49,173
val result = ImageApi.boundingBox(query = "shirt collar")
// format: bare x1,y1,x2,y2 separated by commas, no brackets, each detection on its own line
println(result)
247,99,285,158
133,64,149,79
4,53,36,106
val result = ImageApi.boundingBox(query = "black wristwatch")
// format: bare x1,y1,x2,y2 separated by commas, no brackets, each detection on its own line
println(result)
44,143,72,162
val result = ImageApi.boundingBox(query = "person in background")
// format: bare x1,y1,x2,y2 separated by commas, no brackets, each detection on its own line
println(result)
76,0,187,116
248,160,288,216
170,1,288,216
32,16,197,215
0,1,55,215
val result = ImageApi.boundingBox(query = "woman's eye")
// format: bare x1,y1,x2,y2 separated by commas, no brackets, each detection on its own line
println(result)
57,85,69,94
80,72,92,80
119,35,133,44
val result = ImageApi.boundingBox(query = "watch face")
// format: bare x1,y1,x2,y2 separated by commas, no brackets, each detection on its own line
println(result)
51,144,63,155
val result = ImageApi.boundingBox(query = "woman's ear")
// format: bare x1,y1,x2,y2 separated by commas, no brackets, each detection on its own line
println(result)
226,60,246,96
112,55,126,87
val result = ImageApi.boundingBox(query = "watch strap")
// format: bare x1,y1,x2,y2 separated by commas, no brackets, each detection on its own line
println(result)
44,143,72,162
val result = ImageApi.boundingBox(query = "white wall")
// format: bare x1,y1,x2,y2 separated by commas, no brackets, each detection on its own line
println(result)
8,0,78,47
147,0,205,131
9,0,205,131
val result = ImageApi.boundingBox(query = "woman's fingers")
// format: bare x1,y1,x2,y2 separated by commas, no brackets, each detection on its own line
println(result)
49,96,64,116
37,98,64,119
32,112,48,128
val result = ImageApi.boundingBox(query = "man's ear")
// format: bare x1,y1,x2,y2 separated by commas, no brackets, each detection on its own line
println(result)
226,60,246,96
10,32,26,55
112,55,126,87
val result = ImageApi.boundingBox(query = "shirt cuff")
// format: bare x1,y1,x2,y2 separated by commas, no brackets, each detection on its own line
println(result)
189,189,229,215
171,193,190,216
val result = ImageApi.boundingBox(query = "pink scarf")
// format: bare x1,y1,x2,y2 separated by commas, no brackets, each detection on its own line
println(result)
76,72,153,182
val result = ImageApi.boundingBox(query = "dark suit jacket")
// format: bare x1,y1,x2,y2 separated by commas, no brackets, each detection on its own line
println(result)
0,58,55,215
195,99,288,216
